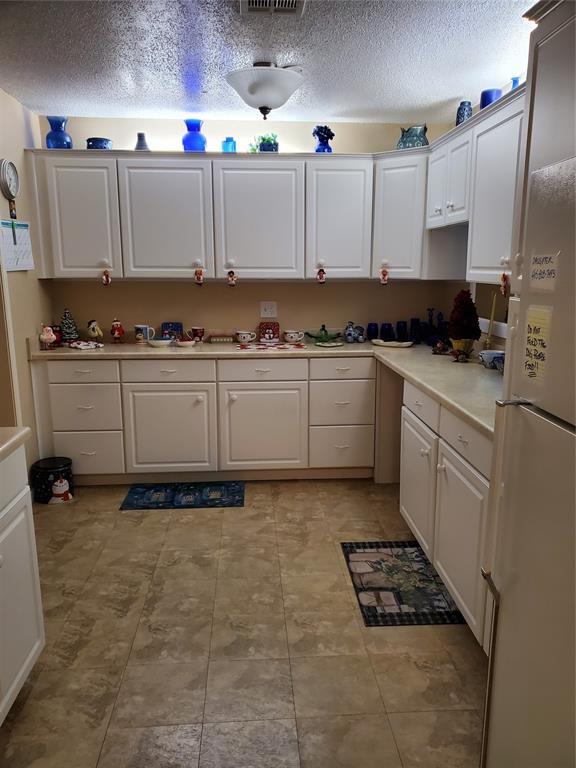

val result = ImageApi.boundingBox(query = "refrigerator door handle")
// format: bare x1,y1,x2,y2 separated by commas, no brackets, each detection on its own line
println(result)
480,567,501,768
496,398,533,408
481,567,500,604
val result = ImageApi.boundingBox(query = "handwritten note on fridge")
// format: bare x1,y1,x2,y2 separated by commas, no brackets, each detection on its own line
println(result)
529,251,559,291
523,305,552,380
0,220,35,271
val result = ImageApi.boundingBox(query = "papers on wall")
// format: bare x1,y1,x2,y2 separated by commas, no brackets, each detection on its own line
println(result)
523,305,552,381
0,220,35,271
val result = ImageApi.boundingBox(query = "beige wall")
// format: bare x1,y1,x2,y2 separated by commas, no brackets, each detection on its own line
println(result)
54,116,452,153
48,279,463,342
0,87,50,463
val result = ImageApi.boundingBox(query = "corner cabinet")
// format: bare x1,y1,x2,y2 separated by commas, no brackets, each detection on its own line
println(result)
372,154,427,279
118,159,214,278
42,156,123,277
426,134,471,228
466,98,524,283
213,159,305,279
306,159,373,279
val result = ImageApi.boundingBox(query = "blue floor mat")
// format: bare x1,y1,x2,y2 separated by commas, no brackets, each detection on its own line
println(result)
120,482,245,510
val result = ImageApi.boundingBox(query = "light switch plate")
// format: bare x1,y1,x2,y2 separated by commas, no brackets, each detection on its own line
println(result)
260,301,277,318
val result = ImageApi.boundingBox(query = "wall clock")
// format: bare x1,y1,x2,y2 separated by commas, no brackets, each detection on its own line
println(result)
0,159,20,201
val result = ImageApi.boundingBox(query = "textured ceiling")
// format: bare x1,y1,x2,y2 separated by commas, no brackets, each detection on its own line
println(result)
0,0,531,122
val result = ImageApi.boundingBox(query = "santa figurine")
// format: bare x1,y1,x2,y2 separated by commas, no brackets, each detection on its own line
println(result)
227,270,237,287
194,267,204,286
379,266,389,285
316,268,326,284
110,318,125,343
49,476,73,504
101,269,112,286
87,319,104,342
39,324,57,350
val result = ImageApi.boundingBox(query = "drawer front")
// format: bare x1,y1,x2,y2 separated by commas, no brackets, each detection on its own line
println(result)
218,359,308,382
309,425,375,467
0,446,27,511
53,431,125,475
121,359,216,383
49,384,122,431
309,380,375,425
403,381,440,432
310,357,375,380
439,407,492,477
47,360,119,384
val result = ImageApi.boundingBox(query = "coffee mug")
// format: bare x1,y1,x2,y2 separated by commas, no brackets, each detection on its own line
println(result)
187,327,205,342
283,330,304,343
134,324,155,343
236,330,257,343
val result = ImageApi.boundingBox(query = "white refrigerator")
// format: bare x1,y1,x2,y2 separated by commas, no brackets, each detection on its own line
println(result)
483,3,575,766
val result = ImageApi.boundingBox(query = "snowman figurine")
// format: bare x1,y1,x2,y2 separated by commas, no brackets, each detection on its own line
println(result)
39,324,57,350
48,476,73,504
87,319,104,342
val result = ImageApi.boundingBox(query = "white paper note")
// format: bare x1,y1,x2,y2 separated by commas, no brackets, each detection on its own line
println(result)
523,305,552,380
0,220,35,271
529,251,558,291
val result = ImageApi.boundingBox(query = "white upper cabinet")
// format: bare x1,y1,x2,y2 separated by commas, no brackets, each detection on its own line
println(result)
466,98,524,283
426,133,471,228
118,159,214,278
43,156,123,277
372,154,427,279
213,159,305,279
306,159,373,279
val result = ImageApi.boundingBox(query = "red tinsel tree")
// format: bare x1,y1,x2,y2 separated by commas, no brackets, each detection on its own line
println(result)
448,290,481,340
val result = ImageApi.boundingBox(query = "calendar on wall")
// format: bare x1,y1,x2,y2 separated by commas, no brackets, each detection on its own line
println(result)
0,220,35,271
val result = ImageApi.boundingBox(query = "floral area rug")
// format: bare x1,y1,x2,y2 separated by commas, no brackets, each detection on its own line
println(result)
120,482,245,510
341,540,465,627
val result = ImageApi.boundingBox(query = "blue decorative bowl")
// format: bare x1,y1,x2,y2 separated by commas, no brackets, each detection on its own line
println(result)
480,89,502,109
86,137,112,150
259,141,278,152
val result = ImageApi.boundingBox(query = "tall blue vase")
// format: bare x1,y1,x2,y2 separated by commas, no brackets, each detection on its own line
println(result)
456,101,472,126
182,119,207,152
46,116,73,149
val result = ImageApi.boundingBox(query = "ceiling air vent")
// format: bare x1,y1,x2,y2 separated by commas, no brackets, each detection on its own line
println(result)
240,0,306,17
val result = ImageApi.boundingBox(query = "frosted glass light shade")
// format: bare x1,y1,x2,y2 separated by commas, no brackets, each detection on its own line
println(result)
226,66,304,113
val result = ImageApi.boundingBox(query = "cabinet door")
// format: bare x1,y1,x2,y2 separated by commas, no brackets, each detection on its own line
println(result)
434,440,488,641
467,102,524,283
399,407,438,559
372,155,426,278
123,383,217,472
213,160,305,279
118,159,214,278
445,135,471,224
306,159,373,278
0,488,44,724
425,148,447,228
44,156,122,277
219,382,308,469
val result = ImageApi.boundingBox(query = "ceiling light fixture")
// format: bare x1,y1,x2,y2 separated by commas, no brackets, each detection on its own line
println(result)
225,62,304,119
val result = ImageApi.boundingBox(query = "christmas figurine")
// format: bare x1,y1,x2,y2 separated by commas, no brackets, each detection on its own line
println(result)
379,265,389,285
101,269,111,286
60,308,79,344
500,272,510,299
39,324,56,350
316,267,326,284
48,475,73,504
110,318,125,343
87,319,104,342
194,267,204,286
227,270,237,287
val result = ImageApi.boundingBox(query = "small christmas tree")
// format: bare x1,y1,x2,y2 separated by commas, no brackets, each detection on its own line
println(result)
448,290,481,340
60,308,79,343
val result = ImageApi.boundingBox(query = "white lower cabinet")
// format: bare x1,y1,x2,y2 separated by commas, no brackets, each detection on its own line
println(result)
123,383,217,472
400,407,438,558
219,381,308,470
0,486,44,724
434,439,489,641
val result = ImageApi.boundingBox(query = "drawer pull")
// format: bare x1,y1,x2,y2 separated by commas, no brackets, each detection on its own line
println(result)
457,434,469,446
254,368,272,373
76,405,95,410
74,369,92,375
334,401,351,406
414,400,423,407
437,464,447,472
80,451,97,456
335,367,351,372
334,444,350,449
160,369,178,374
420,448,430,457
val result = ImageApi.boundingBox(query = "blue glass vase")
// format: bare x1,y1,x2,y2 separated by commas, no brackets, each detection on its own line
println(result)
46,116,72,149
314,138,333,153
221,136,236,153
456,101,472,126
182,119,207,152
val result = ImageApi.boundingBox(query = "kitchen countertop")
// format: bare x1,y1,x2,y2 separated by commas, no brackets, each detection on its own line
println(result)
0,426,31,462
29,341,502,436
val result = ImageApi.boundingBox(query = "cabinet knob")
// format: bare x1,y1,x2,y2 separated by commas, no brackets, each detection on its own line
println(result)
514,252,523,267
226,259,236,268
193,259,204,268
381,260,390,268
195,395,204,403
446,201,454,209
317,259,326,268
437,464,447,472
99,259,111,268
434,206,442,214
229,393,238,402
500,256,511,268
420,448,430,457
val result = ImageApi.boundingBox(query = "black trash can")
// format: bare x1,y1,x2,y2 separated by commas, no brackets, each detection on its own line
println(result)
30,457,74,504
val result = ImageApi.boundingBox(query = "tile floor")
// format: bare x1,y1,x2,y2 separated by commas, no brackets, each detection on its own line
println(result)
0,480,487,767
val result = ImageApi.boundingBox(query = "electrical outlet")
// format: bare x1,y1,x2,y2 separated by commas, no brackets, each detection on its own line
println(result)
260,301,277,318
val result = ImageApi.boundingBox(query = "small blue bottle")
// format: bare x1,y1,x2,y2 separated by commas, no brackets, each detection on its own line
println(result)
511,76,521,90
222,137,236,153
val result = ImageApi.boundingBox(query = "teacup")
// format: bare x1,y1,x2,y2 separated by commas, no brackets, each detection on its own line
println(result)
134,324,155,343
283,330,304,343
236,330,257,343
187,327,205,342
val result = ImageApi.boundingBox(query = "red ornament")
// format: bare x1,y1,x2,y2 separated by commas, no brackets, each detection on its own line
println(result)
110,318,125,343
379,267,389,285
